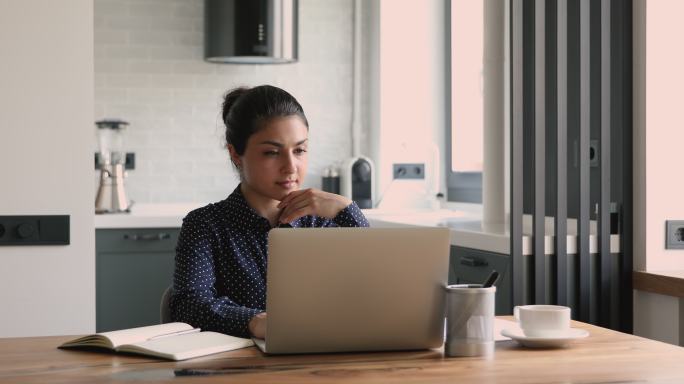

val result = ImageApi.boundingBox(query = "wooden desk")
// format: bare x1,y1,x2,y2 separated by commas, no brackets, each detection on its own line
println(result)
2,318,684,384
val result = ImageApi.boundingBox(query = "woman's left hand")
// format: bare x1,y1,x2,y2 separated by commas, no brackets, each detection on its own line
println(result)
277,188,352,224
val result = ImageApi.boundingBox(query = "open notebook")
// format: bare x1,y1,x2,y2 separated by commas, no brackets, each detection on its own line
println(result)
59,322,254,361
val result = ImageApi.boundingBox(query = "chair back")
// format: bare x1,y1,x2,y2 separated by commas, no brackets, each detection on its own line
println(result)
160,285,173,323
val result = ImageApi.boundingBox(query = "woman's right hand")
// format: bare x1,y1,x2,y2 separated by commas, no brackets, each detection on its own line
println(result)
277,188,352,224
248,312,267,339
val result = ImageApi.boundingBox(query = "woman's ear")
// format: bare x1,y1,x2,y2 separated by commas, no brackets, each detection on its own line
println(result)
227,144,241,168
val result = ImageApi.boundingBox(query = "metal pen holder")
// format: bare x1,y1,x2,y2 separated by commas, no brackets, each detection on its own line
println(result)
444,284,496,357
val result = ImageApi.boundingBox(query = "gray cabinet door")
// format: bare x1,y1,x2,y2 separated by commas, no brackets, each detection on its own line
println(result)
96,228,179,332
449,246,512,315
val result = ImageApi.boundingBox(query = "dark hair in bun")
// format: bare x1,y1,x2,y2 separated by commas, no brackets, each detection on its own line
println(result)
222,85,308,163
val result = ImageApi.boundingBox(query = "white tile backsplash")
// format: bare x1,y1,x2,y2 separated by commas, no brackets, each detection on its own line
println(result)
95,0,355,204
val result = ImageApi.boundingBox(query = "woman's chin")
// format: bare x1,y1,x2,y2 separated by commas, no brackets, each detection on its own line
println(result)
271,188,296,201
275,183,299,193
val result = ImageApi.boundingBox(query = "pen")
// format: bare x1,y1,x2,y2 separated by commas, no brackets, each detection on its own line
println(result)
148,328,201,341
482,270,500,288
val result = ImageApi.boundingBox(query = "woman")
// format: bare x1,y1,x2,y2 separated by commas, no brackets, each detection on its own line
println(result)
170,85,370,339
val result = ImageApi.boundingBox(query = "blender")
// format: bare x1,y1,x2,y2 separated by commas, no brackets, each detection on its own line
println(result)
95,119,132,213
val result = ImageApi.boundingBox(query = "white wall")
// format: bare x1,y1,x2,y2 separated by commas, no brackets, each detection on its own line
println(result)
632,0,684,345
0,0,95,337
633,0,684,272
94,0,356,204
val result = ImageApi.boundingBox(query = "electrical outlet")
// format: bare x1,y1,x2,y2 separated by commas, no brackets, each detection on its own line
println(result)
589,140,599,167
665,220,684,249
393,163,425,180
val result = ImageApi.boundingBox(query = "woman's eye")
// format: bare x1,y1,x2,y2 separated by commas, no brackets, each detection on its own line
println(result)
264,151,279,156
294,148,307,155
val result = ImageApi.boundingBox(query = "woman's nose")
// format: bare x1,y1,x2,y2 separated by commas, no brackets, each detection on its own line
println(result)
282,153,297,173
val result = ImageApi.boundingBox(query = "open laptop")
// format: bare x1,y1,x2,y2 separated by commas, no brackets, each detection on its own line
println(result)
253,227,450,354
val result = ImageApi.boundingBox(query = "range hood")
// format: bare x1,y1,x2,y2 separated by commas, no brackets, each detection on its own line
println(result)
204,0,298,64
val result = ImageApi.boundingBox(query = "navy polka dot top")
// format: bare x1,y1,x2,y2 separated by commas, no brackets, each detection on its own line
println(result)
170,185,370,338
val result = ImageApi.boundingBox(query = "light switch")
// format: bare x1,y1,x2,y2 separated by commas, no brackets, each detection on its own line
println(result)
0,215,69,246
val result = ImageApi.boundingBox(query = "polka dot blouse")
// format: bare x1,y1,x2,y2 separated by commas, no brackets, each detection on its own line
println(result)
170,185,370,338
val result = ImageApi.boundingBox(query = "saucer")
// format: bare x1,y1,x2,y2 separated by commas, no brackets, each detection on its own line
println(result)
501,327,589,348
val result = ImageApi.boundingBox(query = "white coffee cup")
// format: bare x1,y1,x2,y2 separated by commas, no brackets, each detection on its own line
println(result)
514,305,571,338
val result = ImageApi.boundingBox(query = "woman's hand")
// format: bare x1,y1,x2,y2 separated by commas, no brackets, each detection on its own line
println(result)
277,188,352,224
248,312,267,339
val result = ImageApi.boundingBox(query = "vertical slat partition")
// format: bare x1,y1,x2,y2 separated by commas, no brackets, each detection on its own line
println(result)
507,0,630,329
533,0,547,305
599,0,612,328
578,0,593,323
556,0,569,308
510,0,525,308
618,0,633,334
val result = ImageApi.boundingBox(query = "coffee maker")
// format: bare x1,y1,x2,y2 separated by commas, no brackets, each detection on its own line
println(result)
340,156,374,209
95,119,132,214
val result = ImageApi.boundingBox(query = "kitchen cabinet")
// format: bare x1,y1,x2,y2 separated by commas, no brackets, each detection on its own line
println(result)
96,228,180,332
449,246,514,315
450,245,615,322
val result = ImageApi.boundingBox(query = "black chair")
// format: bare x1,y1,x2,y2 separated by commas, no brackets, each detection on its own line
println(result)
160,285,173,324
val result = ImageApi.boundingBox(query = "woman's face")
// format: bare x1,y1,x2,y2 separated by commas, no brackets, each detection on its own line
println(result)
233,115,309,202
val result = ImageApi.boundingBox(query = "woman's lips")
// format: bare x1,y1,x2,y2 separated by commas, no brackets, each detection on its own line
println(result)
276,180,297,188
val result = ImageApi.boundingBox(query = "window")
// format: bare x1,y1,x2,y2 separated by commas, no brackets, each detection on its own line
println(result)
446,0,484,203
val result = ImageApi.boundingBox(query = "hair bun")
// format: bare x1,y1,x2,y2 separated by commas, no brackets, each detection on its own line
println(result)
222,87,250,125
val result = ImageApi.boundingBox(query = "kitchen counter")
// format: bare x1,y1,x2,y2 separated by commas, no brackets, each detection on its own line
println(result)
94,203,203,229
92,204,479,230
369,212,621,255
95,203,620,255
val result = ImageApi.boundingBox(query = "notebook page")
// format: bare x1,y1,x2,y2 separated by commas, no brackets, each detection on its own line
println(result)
101,322,193,347
119,331,254,360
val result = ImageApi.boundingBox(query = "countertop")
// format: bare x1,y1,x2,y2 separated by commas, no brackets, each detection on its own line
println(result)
92,203,481,230
94,203,203,229
95,203,620,255
366,211,620,255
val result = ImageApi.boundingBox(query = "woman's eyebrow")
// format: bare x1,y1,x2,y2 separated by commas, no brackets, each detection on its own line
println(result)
258,139,308,147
